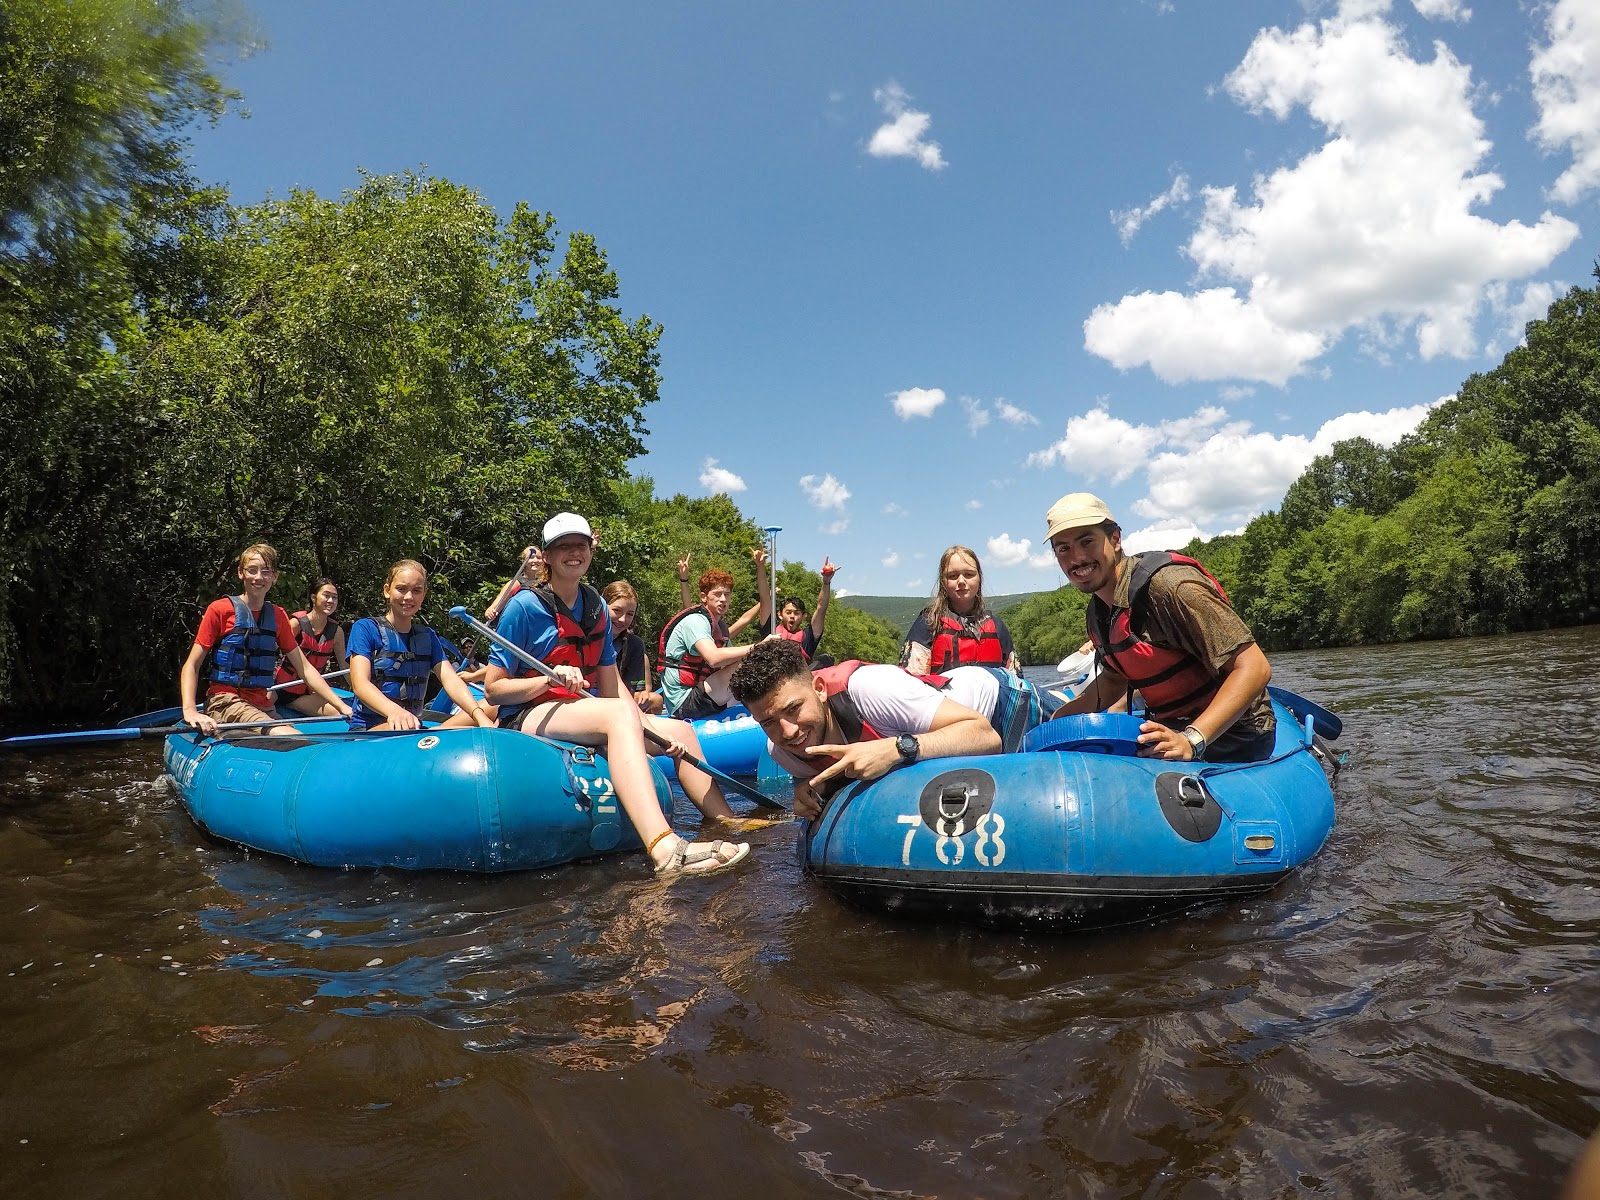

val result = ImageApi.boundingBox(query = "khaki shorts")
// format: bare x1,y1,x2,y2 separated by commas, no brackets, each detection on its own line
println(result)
202,694,277,727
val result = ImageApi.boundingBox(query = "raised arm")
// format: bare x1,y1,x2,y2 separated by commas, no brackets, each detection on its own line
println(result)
811,556,836,639
727,546,774,637
677,552,695,610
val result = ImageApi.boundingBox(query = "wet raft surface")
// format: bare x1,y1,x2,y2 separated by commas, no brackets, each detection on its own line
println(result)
2,627,1597,1197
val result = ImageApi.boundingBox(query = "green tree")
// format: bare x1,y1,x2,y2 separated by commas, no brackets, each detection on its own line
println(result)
1278,437,1397,536
138,171,664,635
0,0,237,710
1003,587,1090,667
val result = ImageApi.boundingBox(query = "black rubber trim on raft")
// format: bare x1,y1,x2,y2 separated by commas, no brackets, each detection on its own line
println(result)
809,864,1289,898
810,869,1295,931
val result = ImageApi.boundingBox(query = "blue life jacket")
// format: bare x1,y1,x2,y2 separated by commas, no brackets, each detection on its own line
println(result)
369,617,435,710
207,598,280,690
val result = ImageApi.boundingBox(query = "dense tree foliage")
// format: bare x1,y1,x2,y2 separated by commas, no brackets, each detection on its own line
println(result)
1,0,235,710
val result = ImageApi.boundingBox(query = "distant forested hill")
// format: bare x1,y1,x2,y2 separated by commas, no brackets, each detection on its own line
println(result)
838,591,1045,637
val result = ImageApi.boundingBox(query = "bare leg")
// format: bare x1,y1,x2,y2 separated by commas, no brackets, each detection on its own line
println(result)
642,713,733,819
286,691,349,718
519,696,678,858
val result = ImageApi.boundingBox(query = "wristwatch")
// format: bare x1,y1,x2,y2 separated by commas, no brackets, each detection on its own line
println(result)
895,733,921,764
1180,726,1207,760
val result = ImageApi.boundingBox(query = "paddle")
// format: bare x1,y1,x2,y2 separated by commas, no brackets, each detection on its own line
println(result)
449,605,784,810
3,714,349,751
118,670,354,730
1267,686,1343,740
271,667,350,692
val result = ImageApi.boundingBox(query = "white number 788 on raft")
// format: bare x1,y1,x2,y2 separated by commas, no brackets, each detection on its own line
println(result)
898,811,1007,868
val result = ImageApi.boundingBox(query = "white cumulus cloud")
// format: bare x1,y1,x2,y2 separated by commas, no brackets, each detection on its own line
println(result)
1084,6,1579,385
1028,403,1234,483
800,472,852,510
866,81,947,171
1132,399,1445,527
881,550,901,568
1531,0,1600,204
891,387,946,419
986,534,1057,570
883,501,909,516
698,457,746,494
995,399,1039,426
965,499,983,510
1120,518,1212,555
1411,0,1470,21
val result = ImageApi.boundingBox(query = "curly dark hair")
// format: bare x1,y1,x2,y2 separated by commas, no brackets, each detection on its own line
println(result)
729,639,811,705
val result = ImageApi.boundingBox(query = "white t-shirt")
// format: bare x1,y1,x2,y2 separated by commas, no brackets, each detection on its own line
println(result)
770,664,999,780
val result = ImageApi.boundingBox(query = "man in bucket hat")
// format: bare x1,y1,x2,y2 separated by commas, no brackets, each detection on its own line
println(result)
1044,493,1276,763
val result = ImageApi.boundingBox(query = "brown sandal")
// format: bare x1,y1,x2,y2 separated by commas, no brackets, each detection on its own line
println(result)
652,836,751,878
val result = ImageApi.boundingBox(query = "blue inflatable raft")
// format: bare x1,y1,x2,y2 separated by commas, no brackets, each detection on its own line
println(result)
164,724,674,872
802,694,1338,930
652,704,771,778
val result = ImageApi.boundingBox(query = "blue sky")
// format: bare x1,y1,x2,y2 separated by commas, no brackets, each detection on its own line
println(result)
189,0,1600,596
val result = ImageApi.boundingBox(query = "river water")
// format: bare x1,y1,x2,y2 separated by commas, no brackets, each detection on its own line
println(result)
1,629,1596,1198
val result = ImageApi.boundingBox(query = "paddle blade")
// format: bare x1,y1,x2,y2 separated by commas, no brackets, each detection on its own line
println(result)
2,726,143,750
1267,686,1343,740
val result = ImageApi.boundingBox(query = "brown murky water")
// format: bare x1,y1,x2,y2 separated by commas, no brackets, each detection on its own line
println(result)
2,629,1597,1198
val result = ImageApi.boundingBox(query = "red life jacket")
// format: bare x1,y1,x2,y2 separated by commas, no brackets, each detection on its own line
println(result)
657,605,729,686
926,610,1006,671
532,583,608,690
775,622,811,662
1087,552,1230,724
273,610,339,695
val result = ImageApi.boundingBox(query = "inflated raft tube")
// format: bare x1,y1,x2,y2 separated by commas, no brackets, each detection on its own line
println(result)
652,704,769,778
802,698,1336,931
164,724,673,872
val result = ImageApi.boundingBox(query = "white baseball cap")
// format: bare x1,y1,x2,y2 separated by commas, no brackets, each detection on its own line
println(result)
1045,493,1116,542
541,512,593,547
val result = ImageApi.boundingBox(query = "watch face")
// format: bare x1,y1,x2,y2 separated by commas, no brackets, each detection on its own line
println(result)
896,734,919,761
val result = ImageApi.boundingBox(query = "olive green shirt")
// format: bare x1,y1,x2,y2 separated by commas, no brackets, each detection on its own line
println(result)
1094,557,1275,738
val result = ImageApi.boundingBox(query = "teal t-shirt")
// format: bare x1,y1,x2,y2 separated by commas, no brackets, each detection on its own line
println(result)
660,611,714,714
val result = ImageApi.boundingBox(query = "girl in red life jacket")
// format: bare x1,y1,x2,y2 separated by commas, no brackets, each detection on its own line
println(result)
901,546,1020,676
485,514,750,879
274,577,349,717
